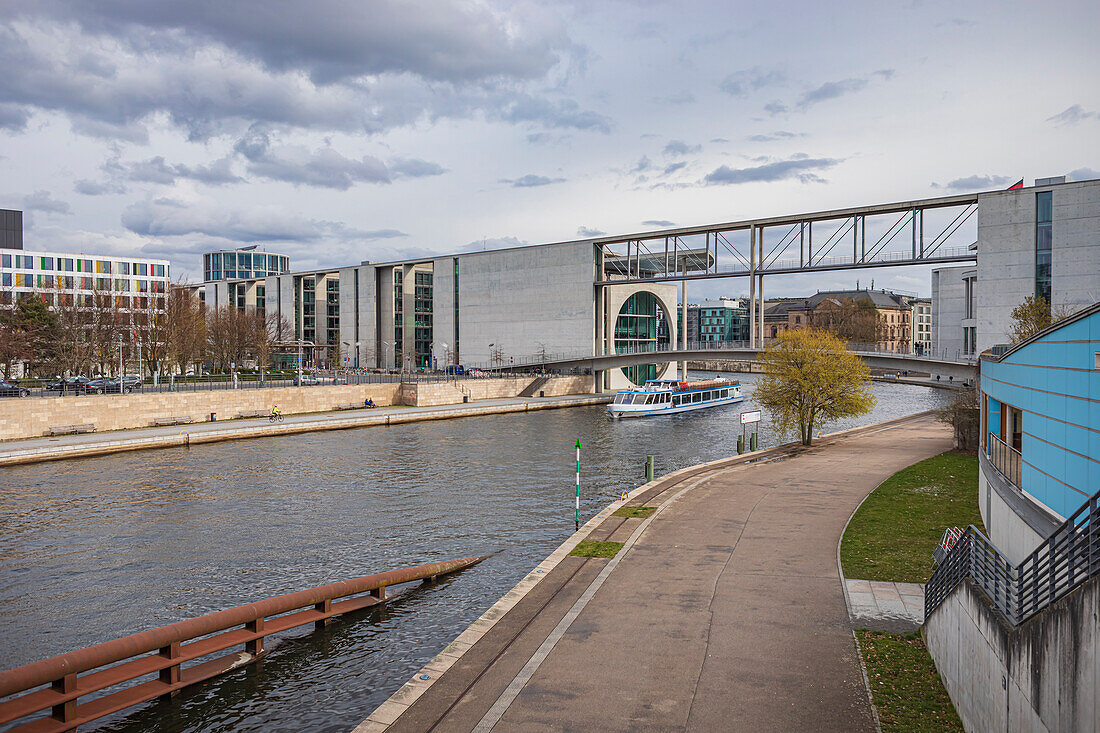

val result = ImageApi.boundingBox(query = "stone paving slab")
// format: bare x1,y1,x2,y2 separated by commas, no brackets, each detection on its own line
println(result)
846,579,926,628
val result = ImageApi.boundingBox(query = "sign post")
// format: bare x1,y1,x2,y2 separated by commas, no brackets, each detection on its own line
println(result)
574,438,582,531
740,410,761,452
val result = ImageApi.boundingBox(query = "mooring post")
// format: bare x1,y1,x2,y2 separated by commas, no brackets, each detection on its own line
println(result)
750,432,758,452
645,455,654,482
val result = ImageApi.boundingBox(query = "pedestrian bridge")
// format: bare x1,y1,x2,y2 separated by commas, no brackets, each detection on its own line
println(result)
492,343,978,383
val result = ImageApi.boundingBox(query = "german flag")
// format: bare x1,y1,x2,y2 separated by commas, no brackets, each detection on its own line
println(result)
1007,179,1024,190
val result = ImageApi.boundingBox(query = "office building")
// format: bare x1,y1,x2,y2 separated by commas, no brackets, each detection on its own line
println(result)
933,177,1100,356
0,209,21,250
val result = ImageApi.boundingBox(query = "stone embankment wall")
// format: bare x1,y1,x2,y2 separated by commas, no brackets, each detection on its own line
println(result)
0,376,593,441
924,576,1099,732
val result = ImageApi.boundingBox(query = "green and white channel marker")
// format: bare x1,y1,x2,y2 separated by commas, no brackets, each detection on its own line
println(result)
574,438,582,531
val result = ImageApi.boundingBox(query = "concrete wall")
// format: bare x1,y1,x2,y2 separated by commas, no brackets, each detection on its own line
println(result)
0,377,595,440
432,257,456,366
975,180,1100,353
399,375,592,407
932,265,970,359
456,241,597,365
603,282,680,390
925,575,1099,733
1051,180,1100,315
0,384,401,441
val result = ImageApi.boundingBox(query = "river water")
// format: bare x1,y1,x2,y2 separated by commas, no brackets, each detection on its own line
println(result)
0,373,951,732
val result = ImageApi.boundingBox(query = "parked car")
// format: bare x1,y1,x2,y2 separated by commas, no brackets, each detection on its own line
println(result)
46,376,91,394
0,379,30,398
120,376,143,390
84,378,138,394
294,374,320,386
444,364,465,375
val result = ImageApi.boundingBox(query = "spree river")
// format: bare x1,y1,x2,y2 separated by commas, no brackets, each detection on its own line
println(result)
0,373,951,732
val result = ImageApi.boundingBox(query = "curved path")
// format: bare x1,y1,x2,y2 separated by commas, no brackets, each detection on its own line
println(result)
359,413,952,732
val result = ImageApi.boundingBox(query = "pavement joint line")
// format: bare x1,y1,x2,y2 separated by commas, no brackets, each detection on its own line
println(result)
472,471,715,733
357,410,938,731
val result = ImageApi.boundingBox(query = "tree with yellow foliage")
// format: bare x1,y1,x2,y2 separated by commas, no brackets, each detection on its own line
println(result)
756,328,876,446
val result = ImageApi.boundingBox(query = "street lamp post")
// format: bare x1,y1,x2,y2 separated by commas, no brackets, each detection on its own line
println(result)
297,339,303,386
488,343,495,376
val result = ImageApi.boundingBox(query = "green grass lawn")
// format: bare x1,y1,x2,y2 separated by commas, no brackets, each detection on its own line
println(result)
857,630,963,732
569,540,624,558
841,451,983,583
612,506,657,519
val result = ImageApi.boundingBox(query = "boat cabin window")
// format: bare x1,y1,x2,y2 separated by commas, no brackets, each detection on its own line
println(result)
672,395,681,406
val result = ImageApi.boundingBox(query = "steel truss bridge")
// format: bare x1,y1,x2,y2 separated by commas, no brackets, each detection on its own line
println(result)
491,342,978,383
597,191,980,348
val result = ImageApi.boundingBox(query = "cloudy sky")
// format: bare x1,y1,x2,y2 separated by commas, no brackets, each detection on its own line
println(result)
1,0,1097,298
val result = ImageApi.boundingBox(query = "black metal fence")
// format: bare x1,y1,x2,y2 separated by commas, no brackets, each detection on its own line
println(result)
925,489,1100,626
4,369,567,400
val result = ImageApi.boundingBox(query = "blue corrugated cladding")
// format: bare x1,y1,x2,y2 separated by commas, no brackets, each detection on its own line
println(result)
981,312,1100,518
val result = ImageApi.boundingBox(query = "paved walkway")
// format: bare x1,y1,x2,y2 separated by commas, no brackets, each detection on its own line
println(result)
845,579,926,629
0,394,609,466
360,413,952,732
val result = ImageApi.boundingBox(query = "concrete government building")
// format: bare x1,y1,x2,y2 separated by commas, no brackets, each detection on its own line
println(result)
933,176,1100,358
202,242,679,389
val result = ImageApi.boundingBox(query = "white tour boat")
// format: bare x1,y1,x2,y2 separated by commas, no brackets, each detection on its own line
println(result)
607,377,743,418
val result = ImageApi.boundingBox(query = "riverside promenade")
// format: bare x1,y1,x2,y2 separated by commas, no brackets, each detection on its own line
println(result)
359,413,953,732
0,394,609,466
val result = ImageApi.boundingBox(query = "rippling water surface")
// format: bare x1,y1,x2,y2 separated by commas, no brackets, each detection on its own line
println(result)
0,373,951,732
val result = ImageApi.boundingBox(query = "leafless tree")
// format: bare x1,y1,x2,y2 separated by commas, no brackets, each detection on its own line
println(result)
166,285,207,375
87,289,122,376
52,293,93,376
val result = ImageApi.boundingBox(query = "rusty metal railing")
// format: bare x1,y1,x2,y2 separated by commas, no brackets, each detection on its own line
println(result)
0,556,486,732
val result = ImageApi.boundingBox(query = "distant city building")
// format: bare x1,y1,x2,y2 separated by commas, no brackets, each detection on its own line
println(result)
763,289,913,352
933,177,1100,356
202,247,290,282
910,297,932,355
696,297,749,343
1,245,169,308
0,209,21,250
198,243,681,387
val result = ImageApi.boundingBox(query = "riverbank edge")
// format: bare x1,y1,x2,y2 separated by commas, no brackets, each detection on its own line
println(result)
356,409,938,731
0,395,611,467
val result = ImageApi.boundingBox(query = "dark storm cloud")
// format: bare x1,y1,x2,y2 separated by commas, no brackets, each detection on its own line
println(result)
704,155,841,185
0,103,31,131
20,0,567,85
932,174,1013,191
719,67,784,97
501,174,565,188
0,5,603,142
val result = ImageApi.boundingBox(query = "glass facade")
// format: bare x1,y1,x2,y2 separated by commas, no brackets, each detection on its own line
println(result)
0,248,169,313
393,270,403,367
1036,191,1052,306
615,291,670,385
203,249,290,282
414,271,433,368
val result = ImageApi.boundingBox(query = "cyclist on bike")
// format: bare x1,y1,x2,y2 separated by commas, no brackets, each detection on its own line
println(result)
271,404,281,419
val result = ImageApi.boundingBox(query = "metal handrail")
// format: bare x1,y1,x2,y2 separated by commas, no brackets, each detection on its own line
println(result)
0,556,485,732
986,433,1022,488
926,487,1100,626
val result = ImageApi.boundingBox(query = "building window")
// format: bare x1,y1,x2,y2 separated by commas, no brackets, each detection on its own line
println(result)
1036,191,1052,306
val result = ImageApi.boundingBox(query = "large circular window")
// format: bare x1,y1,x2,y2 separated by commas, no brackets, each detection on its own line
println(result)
615,291,671,385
